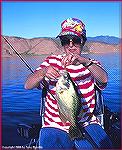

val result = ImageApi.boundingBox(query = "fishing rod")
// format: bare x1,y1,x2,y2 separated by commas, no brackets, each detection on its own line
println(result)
2,35,56,100
2,35,34,73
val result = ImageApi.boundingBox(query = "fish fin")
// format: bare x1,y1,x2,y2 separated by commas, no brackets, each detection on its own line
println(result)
59,111,67,124
69,125,84,141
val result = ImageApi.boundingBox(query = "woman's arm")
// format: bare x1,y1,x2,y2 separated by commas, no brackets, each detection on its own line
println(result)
24,65,60,90
61,54,108,85
24,67,47,90
85,61,108,84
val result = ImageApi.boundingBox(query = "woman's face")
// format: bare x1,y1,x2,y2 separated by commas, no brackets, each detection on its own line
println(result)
60,35,83,55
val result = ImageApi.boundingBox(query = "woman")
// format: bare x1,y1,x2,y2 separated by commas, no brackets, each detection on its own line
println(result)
25,18,112,149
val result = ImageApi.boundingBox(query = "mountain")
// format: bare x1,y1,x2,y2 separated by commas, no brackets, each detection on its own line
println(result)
2,35,120,57
87,36,120,45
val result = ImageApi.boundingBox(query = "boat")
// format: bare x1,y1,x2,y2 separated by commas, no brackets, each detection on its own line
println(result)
17,104,121,148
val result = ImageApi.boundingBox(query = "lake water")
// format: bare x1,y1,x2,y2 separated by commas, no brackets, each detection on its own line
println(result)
2,53,121,146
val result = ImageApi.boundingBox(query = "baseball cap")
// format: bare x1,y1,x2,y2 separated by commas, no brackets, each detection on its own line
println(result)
56,18,87,41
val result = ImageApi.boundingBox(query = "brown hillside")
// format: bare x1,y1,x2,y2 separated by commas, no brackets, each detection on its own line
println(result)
87,42,120,53
2,36,120,57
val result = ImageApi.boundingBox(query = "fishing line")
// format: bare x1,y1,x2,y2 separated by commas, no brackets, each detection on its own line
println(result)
2,35,57,100
2,35,34,73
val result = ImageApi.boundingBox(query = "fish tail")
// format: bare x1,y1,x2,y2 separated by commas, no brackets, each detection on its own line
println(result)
69,125,84,141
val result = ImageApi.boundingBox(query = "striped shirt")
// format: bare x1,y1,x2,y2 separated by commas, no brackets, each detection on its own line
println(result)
36,54,106,132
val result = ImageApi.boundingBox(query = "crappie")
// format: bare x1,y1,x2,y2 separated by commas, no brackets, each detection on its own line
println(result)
56,70,83,140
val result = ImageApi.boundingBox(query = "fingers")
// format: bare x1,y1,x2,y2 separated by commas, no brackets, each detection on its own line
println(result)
62,54,77,67
62,54,72,66
46,66,60,80
46,72,56,79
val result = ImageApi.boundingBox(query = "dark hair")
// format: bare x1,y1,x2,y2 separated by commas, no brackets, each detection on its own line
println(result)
82,35,87,46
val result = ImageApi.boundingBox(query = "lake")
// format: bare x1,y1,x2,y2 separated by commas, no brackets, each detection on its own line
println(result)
2,52,121,146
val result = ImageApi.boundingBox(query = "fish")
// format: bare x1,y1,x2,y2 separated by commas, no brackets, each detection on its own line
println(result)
56,70,83,140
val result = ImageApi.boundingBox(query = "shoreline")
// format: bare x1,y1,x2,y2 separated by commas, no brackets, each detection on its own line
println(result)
2,51,120,58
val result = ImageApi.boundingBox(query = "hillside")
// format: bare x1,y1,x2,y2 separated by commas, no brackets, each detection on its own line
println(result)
87,36,120,45
2,36,120,57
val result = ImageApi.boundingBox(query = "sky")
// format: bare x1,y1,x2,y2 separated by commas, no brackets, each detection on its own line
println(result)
2,1,121,38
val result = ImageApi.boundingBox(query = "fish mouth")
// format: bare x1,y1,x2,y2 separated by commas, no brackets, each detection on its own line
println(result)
59,70,69,80
59,70,68,75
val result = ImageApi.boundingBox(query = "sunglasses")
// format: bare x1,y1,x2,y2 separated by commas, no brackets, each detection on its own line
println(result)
60,35,83,46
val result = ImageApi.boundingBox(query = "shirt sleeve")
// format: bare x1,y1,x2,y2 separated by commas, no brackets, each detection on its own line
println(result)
33,56,51,89
35,56,51,71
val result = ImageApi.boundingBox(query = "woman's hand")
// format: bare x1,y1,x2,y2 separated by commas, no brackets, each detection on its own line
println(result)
61,53,90,67
45,66,60,80
61,54,76,67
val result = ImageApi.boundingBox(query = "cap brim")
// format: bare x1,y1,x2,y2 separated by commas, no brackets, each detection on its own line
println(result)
56,31,77,38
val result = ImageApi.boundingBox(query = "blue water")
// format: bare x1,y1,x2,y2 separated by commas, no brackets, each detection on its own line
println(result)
2,53,121,146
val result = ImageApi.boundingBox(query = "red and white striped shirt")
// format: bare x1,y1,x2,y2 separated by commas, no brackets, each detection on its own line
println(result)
36,54,106,132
